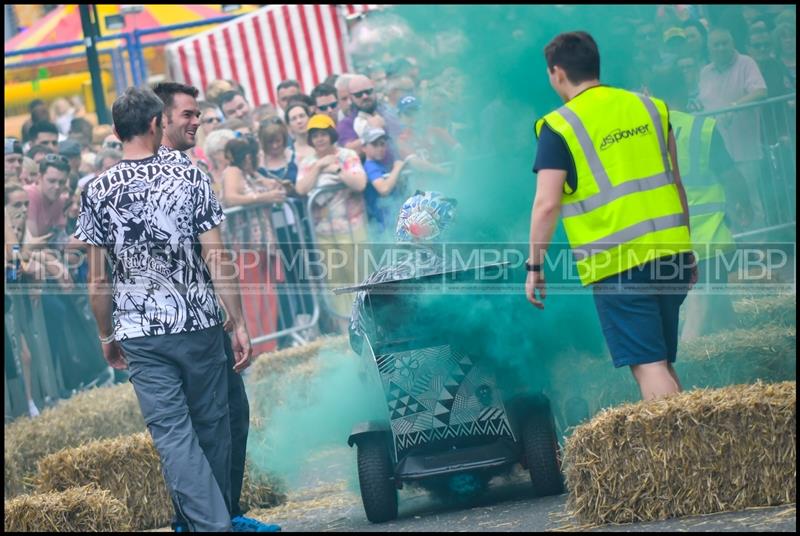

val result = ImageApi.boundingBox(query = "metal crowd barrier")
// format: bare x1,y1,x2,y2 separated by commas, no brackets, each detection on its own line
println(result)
221,197,320,349
694,93,796,240
4,294,61,422
303,166,458,323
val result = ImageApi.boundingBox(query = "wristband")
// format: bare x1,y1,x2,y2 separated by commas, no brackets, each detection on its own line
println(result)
525,261,542,272
99,333,115,344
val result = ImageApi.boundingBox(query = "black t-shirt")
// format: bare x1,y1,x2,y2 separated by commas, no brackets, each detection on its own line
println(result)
532,122,578,192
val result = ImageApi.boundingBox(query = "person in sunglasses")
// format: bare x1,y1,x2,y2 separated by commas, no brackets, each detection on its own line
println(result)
349,74,400,167
195,101,224,164
311,83,340,124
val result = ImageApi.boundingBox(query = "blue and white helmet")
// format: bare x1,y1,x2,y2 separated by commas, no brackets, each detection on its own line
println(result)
395,191,457,242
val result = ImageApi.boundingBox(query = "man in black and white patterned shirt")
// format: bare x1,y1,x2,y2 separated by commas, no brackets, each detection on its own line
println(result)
150,81,282,533
75,87,250,532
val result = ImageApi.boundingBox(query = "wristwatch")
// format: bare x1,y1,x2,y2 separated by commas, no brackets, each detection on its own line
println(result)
525,260,542,272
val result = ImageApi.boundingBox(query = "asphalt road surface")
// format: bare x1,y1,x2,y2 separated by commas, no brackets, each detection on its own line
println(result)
246,446,796,532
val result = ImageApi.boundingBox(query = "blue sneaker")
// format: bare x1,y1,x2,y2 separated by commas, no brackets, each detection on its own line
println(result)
231,515,282,532
171,521,189,532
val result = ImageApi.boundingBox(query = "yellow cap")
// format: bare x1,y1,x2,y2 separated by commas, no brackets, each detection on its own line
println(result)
307,114,336,131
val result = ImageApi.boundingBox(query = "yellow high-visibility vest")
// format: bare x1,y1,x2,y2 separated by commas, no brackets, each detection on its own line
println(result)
535,86,692,285
671,110,735,261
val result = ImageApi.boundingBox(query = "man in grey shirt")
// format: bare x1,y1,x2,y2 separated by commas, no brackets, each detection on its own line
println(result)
75,86,251,532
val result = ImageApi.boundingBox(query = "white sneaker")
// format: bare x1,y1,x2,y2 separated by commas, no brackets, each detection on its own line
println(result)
28,399,40,418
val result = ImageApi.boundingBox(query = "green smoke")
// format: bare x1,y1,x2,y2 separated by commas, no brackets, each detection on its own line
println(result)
248,4,795,490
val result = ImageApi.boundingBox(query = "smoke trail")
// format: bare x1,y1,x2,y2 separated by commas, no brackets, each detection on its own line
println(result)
248,3,796,491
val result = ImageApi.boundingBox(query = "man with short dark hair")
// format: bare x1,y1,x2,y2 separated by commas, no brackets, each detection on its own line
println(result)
219,90,253,122
150,81,281,533
75,86,252,532
28,121,60,152
25,154,69,237
528,31,696,402
153,82,201,163
311,83,339,123
276,79,301,117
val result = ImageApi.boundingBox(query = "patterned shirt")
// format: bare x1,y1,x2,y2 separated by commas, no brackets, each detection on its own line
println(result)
158,144,192,166
74,153,225,340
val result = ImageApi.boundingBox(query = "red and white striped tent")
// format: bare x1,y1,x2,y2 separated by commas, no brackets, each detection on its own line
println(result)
165,4,384,107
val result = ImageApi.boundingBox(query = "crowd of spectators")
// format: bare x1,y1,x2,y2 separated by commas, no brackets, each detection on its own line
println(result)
3,4,796,419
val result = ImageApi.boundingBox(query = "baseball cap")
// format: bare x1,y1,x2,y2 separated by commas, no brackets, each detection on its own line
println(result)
398,95,420,115
58,139,82,158
306,114,336,131
361,126,387,145
5,137,23,155
663,27,687,43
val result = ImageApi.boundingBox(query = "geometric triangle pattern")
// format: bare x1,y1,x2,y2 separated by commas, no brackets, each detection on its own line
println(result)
376,345,515,457
395,417,514,452
386,381,427,420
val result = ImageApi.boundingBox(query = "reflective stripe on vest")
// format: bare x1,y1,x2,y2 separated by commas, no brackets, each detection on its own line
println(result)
671,110,735,259
572,213,687,261
673,110,716,185
691,202,726,216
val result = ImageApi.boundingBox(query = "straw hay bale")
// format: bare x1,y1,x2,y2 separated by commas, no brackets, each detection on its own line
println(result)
678,325,795,386
35,432,285,530
734,294,796,328
4,382,144,497
562,381,796,525
4,484,131,532
248,335,349,384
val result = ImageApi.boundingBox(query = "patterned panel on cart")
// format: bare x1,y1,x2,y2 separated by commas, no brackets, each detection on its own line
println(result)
377,344,513,457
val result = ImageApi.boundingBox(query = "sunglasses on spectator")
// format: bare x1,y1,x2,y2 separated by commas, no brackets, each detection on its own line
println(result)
43,153,70,165
10,200,29,209
103,140,123,150
353,88,374,98
318,101,339,112
202,116,222,125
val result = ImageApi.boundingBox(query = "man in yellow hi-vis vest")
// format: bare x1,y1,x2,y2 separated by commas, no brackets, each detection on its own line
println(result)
526,31,697,401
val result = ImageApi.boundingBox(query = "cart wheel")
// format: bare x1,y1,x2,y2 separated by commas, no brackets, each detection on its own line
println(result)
357,435,398,523
521,397,564,497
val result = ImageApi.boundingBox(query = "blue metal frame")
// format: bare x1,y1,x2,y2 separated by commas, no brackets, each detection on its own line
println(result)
5,14,244,88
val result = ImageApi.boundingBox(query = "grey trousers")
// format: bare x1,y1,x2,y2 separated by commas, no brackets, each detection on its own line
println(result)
174,332,250,526
121,324,232,532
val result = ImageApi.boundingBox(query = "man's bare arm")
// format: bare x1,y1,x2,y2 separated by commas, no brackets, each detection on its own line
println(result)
529,169,566,265
198,226,245,327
